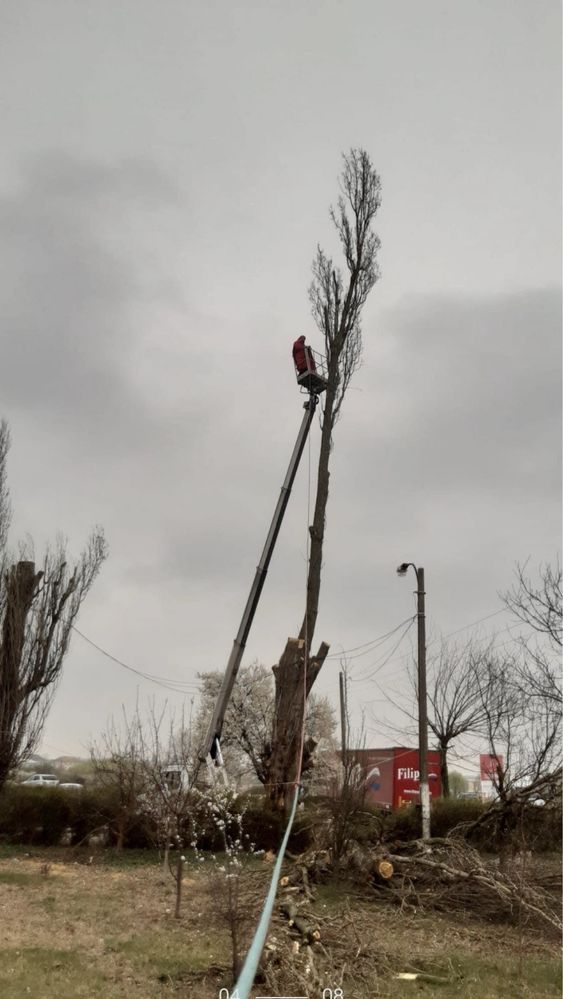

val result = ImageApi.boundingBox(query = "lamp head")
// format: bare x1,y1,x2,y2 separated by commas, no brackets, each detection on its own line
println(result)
396,562,410,576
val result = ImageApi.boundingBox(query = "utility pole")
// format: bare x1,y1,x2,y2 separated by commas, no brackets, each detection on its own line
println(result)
397,562,430,840
415,567,430,840
339,670,348,765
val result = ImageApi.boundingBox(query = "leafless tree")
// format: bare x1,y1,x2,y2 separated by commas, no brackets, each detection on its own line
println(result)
371,636,489,797
268,149,382,810
0,422,107,790
320,708,381,870
303,147,381,646
501,558,562,706
90,706,147,851
418,639,489,797
138,702,199,917
472,650,561,837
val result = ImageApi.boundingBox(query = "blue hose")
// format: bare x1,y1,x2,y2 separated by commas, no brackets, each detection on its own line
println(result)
234,784,300,998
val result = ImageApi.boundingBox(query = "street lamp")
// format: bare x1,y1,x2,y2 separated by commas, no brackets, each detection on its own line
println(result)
396,561,430,840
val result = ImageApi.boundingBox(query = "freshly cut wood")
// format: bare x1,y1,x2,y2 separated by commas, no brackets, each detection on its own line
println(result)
279,901,321,944
371,856,394,883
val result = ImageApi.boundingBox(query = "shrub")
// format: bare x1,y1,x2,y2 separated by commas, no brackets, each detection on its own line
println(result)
381,796,562,853
0,785,73,845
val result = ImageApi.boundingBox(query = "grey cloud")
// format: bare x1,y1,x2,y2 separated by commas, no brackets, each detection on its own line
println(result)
0,153,183,438
354,288,561,499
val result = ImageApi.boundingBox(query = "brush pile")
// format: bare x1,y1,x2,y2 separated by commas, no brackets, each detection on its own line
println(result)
385,838,561,935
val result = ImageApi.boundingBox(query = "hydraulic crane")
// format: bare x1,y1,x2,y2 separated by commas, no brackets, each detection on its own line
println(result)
200,348,327,766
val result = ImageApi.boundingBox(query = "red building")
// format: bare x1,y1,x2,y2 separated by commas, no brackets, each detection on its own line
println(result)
350,747,442,809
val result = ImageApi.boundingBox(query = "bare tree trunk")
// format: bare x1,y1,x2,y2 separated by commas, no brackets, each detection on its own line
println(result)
0,562,38,786
439,740,450,798
174,855,184,918
116,814,125,852
267,639,329,811
299,383,336,647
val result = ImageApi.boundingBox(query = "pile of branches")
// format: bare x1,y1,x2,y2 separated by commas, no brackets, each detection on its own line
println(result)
255,835,561,996
259,894,399,999
386,838,561,936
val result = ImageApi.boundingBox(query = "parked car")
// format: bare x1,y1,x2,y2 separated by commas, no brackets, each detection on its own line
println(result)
21,774,59,787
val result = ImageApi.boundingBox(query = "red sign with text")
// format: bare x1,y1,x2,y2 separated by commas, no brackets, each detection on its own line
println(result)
350,747,442,810
393,748,442,809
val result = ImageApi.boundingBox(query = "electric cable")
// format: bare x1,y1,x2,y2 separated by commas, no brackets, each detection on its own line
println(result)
348,616,417,683
348,615,519,686
324,614,419,661
71,626,201,694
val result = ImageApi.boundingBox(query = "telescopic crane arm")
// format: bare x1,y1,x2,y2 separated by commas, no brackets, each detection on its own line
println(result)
200,393,319,763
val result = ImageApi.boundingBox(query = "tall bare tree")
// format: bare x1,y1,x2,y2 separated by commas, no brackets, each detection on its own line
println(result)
303,147,381,645
502,558,562,706
0,421,107,790
268,150,382,810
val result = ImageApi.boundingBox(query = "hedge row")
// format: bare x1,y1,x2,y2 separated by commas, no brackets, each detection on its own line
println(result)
0,785,312,852
0,785,559,853
382,798,562,852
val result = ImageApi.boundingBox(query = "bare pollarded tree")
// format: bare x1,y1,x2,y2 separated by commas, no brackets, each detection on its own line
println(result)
267,150,382,810
0,421,107,790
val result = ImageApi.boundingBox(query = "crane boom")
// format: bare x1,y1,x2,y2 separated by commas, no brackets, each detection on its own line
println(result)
200,393,319,762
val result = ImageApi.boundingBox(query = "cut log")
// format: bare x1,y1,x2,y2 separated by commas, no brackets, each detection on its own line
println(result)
371,856,394,884
279,901,321,943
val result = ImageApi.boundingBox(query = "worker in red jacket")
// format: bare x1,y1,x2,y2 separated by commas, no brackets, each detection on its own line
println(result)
292,335,316,374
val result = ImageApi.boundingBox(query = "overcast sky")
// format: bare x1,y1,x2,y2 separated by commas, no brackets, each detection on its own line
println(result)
1,1,560,770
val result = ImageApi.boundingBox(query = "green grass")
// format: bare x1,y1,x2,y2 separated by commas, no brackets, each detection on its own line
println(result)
104,931,231,982
379,954,562,998
0,847,559,998
0,870,49,887
0,947,106,999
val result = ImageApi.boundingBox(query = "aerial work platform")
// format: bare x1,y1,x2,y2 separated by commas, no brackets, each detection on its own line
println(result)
295,347,328,395
199,339,328,769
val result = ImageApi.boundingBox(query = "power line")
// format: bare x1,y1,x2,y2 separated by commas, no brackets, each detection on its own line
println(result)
442,607,507,639
348,617,417,683
71,626,201,695
349,612,517,686
327,607,508,674
325,615,417,660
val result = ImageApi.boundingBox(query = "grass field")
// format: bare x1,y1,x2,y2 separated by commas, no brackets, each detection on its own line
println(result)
0,846,560,998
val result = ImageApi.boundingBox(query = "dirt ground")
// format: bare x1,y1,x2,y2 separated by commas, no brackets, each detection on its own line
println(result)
0,847,560,998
